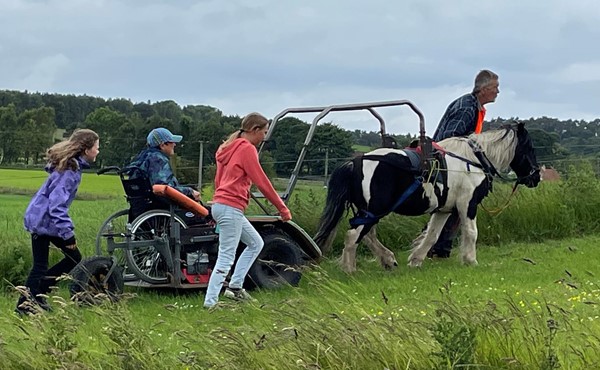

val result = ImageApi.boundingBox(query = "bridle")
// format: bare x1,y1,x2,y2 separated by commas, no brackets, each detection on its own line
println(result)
480,130,539,215
511,140,540,187
445,129,539,215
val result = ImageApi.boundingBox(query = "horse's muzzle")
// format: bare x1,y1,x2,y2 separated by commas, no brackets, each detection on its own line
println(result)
518,169,541,188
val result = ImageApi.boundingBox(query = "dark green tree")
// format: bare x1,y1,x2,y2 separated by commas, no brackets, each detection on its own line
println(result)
267,117,309,176
153,100,182,124
306,122,354,176
15,106,57,164
0,104,19,164
528,128,562,158
84,107,132,167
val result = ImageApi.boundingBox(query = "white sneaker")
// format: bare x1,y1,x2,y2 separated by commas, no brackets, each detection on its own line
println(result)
223,288,256,302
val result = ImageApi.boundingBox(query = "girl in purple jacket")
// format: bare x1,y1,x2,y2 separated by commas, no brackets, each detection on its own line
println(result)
16,129,100,315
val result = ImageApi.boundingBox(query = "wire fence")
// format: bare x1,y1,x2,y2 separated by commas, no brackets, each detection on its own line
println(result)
3,128,600,186
3,153,600,189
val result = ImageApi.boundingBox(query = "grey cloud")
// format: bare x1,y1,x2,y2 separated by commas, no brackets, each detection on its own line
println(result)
1,0,600,134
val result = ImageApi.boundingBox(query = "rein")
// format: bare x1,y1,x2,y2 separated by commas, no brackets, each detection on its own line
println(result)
479,182,519,216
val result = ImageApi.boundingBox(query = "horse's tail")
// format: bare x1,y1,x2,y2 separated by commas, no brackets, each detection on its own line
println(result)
314,160,355,253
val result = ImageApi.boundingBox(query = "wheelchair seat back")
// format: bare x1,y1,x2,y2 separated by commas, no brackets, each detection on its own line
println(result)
121,166,168,221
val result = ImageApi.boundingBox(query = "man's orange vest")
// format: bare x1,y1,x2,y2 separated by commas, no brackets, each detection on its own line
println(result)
475,106,486,134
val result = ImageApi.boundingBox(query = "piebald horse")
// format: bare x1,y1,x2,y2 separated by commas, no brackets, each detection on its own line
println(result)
313,123,540,273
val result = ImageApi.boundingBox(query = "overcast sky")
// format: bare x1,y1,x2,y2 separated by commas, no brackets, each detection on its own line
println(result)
1,0,598,134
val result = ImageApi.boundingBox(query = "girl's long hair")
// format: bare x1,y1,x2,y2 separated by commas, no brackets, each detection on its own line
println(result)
218,112,269,153
47,129,99,171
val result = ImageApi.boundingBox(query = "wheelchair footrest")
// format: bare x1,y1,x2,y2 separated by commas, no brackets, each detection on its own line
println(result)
189,235,219,243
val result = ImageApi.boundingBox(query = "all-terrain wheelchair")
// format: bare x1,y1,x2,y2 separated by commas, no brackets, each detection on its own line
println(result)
69,165,321,302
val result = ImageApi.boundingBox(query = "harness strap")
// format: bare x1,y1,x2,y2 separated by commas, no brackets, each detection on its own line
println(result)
445,141,512,185
445,151,482,171
390,178,422,212
467,140,502,178
349,178,422,228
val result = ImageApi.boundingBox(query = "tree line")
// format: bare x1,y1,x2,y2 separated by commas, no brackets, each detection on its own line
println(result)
1,89,598,183
0,90,359,183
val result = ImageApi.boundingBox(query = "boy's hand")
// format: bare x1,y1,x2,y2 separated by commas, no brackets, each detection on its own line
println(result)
192,190,201,201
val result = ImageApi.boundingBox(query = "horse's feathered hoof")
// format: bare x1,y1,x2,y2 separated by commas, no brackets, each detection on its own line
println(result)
407,258,423,268
383,262,398,270
461,258,479,266
341,265,357,274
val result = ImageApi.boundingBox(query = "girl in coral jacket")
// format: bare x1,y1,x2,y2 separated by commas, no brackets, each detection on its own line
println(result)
204,113,291,308
16,129,100,315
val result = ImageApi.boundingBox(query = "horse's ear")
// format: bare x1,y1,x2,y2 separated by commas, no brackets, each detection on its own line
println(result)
513,119,525,132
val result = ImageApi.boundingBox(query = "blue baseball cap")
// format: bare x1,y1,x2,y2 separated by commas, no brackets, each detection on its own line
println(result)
147,128,183,147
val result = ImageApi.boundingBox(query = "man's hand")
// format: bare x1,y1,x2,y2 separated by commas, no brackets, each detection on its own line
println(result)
192,190,201,201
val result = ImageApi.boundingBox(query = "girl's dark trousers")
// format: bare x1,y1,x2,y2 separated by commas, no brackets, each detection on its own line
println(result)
17,233,82,306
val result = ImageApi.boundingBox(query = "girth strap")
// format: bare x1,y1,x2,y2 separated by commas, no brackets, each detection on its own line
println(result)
349,178,422,228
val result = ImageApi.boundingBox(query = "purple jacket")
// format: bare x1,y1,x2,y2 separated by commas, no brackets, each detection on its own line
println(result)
24,157,89,240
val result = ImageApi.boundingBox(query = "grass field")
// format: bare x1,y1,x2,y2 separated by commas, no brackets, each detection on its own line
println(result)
0,168,124,196
1,168,600,369
352,144,372,153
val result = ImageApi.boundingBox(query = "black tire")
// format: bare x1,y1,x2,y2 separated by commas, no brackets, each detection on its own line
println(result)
96,209,137,281
69,256,124,305
247,229,303,289
125,210,187,284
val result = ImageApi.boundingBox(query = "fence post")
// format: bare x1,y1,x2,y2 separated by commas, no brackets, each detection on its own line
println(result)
324,149,329,187
197,141,204,190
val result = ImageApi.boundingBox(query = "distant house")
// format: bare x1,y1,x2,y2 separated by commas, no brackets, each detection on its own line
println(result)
540,165,561,182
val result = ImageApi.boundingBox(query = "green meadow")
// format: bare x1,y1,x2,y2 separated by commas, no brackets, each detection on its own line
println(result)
1,166,600,369
0,168,124,196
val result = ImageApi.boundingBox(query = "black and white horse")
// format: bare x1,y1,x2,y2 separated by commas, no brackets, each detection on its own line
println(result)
313,123,540,273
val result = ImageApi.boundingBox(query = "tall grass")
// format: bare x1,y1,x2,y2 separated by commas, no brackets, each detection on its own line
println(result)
2,237,600,369
477,162,600,245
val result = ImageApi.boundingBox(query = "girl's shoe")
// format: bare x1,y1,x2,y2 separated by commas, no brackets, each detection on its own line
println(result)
223,288,256,302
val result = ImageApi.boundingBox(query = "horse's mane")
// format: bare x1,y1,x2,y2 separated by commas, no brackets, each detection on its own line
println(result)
438,127,517,170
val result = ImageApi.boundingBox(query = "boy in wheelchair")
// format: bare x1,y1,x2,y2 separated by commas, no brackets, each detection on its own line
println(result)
124,127,206,222
113,128,214,284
